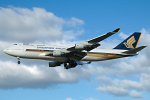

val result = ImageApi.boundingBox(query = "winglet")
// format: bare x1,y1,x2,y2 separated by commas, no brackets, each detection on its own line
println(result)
113,28,121,33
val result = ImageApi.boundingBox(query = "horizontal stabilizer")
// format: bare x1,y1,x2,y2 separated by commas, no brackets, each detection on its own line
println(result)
123,46,147,54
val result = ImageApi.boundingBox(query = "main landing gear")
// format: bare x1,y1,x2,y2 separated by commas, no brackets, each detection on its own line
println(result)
64,60,77,69
17,57,21,64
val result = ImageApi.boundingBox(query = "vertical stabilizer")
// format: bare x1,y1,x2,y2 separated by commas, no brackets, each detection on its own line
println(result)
114,32,142,50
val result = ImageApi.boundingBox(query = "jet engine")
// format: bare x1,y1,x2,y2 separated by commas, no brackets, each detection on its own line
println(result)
49,61,62,67
75,42,93,49
53,50,65,57
75,43,86,49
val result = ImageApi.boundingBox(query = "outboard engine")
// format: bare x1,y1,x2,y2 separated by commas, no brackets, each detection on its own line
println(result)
49,61,62,67
75,42,93,50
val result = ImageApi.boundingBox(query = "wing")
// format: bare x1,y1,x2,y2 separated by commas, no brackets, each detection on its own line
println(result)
46,28,121,61
87,28,121,43
67,28,121,51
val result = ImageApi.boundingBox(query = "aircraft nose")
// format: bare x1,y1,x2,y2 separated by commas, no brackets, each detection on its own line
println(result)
3,48,10,54
4,48,15,56
3,49,7,53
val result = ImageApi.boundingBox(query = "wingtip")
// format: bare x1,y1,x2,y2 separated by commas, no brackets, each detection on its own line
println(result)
143,45,147,48
113,28,121,32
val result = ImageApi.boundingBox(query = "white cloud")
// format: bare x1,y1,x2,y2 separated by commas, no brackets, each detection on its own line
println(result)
140,73,150,92
130,91,144,98
0,60,93,89
120,80,143,90
84,97,99,100
66,98,75,100
65,97,99,100
66,17,84,27
0,40,12,49
0,7,84,42
96,76,144,98
97,76,143,90
97,86,129,96
119,32,128,39
97,85,144,98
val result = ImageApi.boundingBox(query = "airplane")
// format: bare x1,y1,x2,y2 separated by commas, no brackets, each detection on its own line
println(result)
4,28,147,69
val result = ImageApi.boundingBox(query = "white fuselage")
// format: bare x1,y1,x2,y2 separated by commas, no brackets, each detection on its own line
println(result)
4,43,136,62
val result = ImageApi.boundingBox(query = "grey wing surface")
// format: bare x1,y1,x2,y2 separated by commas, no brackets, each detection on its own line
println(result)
67,28,121,51
87,28,120,43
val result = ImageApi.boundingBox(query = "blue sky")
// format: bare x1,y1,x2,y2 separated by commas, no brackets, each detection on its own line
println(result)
0,0,150,100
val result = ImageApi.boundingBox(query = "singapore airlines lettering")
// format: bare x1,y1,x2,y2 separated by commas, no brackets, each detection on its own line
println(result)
4,28,146,69
123,36,136,49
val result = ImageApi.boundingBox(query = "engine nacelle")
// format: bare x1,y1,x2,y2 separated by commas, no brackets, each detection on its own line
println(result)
65,64,76,69
75,44,86,49
64,61,77,69
75,42,93,49
49,61,61,67
53,50,65,57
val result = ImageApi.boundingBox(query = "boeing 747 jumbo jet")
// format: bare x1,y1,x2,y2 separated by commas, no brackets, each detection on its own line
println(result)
4,28,146,69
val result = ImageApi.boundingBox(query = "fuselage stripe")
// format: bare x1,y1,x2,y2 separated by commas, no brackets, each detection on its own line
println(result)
25,49,128,59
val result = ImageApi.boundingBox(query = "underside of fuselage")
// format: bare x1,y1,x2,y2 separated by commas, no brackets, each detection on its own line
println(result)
4,44,132,63
10,50,129,62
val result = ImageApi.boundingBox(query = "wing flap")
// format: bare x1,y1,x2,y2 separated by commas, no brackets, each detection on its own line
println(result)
68,52,87,61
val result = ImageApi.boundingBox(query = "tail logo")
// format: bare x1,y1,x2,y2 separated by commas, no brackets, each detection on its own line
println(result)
123,36,136,49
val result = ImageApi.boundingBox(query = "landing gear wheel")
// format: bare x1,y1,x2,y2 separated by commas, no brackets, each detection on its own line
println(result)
64,63,68,69
65,67,68,69
17,57,20,64
64,63,67,67
70,60,77,67
64,61,77,69
18,61,20,64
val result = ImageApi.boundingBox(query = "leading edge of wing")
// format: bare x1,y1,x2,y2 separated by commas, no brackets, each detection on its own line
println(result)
67,28,121,51
87,28,121,43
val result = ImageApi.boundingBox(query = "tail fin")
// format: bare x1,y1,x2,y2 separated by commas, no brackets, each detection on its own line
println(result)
114,32,142,50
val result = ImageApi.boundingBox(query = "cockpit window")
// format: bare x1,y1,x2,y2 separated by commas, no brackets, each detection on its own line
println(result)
14,44,17,45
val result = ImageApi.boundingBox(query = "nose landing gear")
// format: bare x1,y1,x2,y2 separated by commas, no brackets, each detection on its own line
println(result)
17,57,21,64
